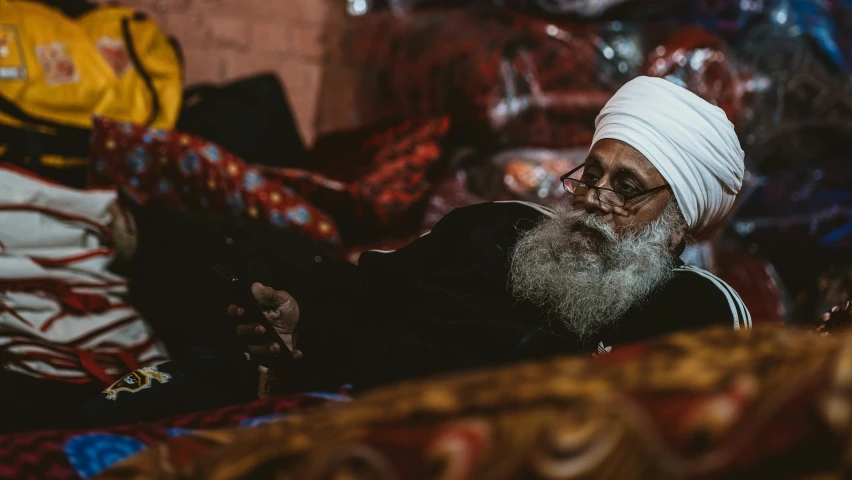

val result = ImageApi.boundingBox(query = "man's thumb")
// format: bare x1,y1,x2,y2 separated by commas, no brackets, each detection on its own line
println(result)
251,282,279,307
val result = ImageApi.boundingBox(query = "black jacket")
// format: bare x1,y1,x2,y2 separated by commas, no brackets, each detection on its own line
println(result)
129,201,750,393
336,201,750,390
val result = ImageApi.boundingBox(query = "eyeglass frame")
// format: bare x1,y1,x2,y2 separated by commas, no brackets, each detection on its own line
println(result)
559,164,670,207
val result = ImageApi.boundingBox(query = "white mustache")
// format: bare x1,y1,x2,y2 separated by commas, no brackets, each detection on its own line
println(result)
573,211,618,242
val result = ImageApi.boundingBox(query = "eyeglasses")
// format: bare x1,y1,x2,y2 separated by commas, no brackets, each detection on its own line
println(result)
560,164,670,207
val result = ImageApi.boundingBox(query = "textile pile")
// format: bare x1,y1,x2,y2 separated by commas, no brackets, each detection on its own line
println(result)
100,326,852,479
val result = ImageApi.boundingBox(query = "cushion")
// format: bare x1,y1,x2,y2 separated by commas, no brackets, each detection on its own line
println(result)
101,325,852,479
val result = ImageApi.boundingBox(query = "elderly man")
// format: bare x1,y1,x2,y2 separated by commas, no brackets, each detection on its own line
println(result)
233,76,750,391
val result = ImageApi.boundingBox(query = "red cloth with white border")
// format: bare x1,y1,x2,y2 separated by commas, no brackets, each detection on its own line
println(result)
0,163,168,384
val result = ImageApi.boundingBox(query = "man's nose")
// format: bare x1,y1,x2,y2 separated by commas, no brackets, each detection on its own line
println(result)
578,187,611,214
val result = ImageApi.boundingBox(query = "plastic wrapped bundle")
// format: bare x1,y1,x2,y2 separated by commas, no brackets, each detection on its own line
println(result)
726,4,852,306
814,299,852,335
419,147,584,230
728,160,852,323
321,10,632,148
733,16,852,153
685,0,852,72
346,0,681,19
320,10,743,148
724,22,852,316
465,147,586,204
732,163,852,251
767,0,852,71
820,0,852,71
813,267,852,330
643,25,747,127
710,240,789,326
682,0,770,34
420,170,481,231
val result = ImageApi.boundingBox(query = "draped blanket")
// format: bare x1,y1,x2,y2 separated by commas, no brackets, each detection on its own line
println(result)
101,326,852,479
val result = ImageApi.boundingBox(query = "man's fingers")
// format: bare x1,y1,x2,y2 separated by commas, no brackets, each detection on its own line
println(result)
249,284,299,327
248,342,281,357
236,323,265,336
251,282,280,308
226,304,245,317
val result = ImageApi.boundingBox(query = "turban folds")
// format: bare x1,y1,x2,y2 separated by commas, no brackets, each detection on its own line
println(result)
592,76,744,232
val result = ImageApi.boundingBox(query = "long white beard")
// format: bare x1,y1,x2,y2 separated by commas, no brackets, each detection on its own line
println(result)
509,200,685,340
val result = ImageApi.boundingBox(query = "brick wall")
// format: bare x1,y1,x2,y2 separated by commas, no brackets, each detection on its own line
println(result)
106,0,348,144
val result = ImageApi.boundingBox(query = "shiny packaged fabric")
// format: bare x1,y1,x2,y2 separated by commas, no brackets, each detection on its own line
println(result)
319,10,745,148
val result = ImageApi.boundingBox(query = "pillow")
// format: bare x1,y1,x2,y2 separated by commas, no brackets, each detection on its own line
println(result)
101,326,852,479
263,116,452,245
88,117,341,248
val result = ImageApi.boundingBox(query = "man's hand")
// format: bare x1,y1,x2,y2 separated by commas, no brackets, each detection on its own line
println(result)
107,202,137,263
227,283,303,360
814,300,852,336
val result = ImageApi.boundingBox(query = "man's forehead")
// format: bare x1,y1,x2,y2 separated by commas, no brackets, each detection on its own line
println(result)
586,139,663,181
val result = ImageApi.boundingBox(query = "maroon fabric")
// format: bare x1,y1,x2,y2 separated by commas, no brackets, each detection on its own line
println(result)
88,117,343,249
642,24,747,127
98,326,852,479
0,393,346,479
711,241,788,327
322,10,743,148
89,116,453,250
331,10,613,149
351,0,678,18
268,116,453,245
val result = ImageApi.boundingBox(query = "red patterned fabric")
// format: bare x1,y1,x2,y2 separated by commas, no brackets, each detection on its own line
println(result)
88,117,342,248
711,241,788,326
0,393,347,479
263,116,452,243
320,11,743,148
327,11,613,149
99,326,852,479
642,24,747,127
89,116,453,251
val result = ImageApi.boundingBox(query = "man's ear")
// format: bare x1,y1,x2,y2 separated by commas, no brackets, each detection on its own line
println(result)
672,237,687,257
667,203,689,255
669,228,687,252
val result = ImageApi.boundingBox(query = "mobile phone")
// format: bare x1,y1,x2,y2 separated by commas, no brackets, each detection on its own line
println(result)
213,264,293,367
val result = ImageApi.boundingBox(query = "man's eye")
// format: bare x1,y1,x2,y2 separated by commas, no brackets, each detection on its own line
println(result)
616,183,640,196
581,173,600,184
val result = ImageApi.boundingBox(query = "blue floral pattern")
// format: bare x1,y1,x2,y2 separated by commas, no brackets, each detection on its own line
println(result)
157,179,171,195
179,152,201,176
243,170,264,191
200,144,222,163
92,116,343,251
286,206,311,225
305,392,351,402
240,414,290,427
270,210,288,228
142,129,168,144
128,147,148,173
65,434,146,479
225,192,244,215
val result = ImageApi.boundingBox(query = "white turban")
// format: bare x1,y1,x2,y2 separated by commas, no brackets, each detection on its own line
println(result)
591,76,744,232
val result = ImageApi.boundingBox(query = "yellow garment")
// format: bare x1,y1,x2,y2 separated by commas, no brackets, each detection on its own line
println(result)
0,0,181,171
76,5,183,129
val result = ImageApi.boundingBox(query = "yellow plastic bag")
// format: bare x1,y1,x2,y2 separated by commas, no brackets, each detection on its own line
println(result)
0,0,181,181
